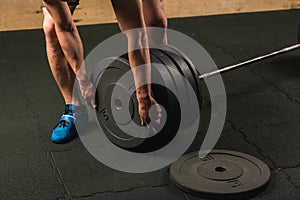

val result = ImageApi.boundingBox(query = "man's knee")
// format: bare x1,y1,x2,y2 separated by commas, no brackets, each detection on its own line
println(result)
43,18,73,43
156,15,167,28
43,13,74,33
43,17,56,40
55,20,74,32
148,14,167,28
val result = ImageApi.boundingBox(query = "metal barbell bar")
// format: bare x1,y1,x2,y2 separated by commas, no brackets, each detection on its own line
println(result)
199,43,300,79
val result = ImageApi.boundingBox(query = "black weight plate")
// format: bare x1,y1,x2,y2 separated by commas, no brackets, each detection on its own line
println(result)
160,45,202,106
150,49,187,102
96,54,181,152
133,50,181,152
150,49,199,129
157,47,202,114
96,57,145,149
158,48,198,98
170,150,271,199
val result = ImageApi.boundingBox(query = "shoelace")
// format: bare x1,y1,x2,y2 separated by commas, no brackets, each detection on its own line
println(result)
57,120,70,128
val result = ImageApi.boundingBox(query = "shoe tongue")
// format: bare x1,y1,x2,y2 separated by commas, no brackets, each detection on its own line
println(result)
64,104,75,115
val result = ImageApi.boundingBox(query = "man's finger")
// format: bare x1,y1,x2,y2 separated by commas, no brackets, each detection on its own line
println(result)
91,98,97,108
146,122,158,135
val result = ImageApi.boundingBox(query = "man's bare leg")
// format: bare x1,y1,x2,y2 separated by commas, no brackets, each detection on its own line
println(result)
42,7,75,105
42,0,95,106
42,0,93,143
142,0,167,45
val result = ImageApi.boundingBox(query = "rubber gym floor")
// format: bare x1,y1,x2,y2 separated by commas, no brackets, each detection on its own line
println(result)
0,10,300,200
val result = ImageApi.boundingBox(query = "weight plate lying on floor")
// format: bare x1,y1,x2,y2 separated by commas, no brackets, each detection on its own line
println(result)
170,150,271,199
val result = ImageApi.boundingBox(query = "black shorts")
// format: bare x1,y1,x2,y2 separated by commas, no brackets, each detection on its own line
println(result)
40,0,80,8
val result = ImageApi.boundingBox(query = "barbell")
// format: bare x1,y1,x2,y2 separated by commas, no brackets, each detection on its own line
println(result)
95,39,300,153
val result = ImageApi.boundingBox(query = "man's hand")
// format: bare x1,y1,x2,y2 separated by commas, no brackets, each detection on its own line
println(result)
138,94,162,134
78,79,96,108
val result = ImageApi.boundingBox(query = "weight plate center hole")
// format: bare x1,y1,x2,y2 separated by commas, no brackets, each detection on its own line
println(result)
114,98,122,110
215,166,226,172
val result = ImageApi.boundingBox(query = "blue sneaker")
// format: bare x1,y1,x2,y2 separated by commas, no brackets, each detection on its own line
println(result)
51,104,87,144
